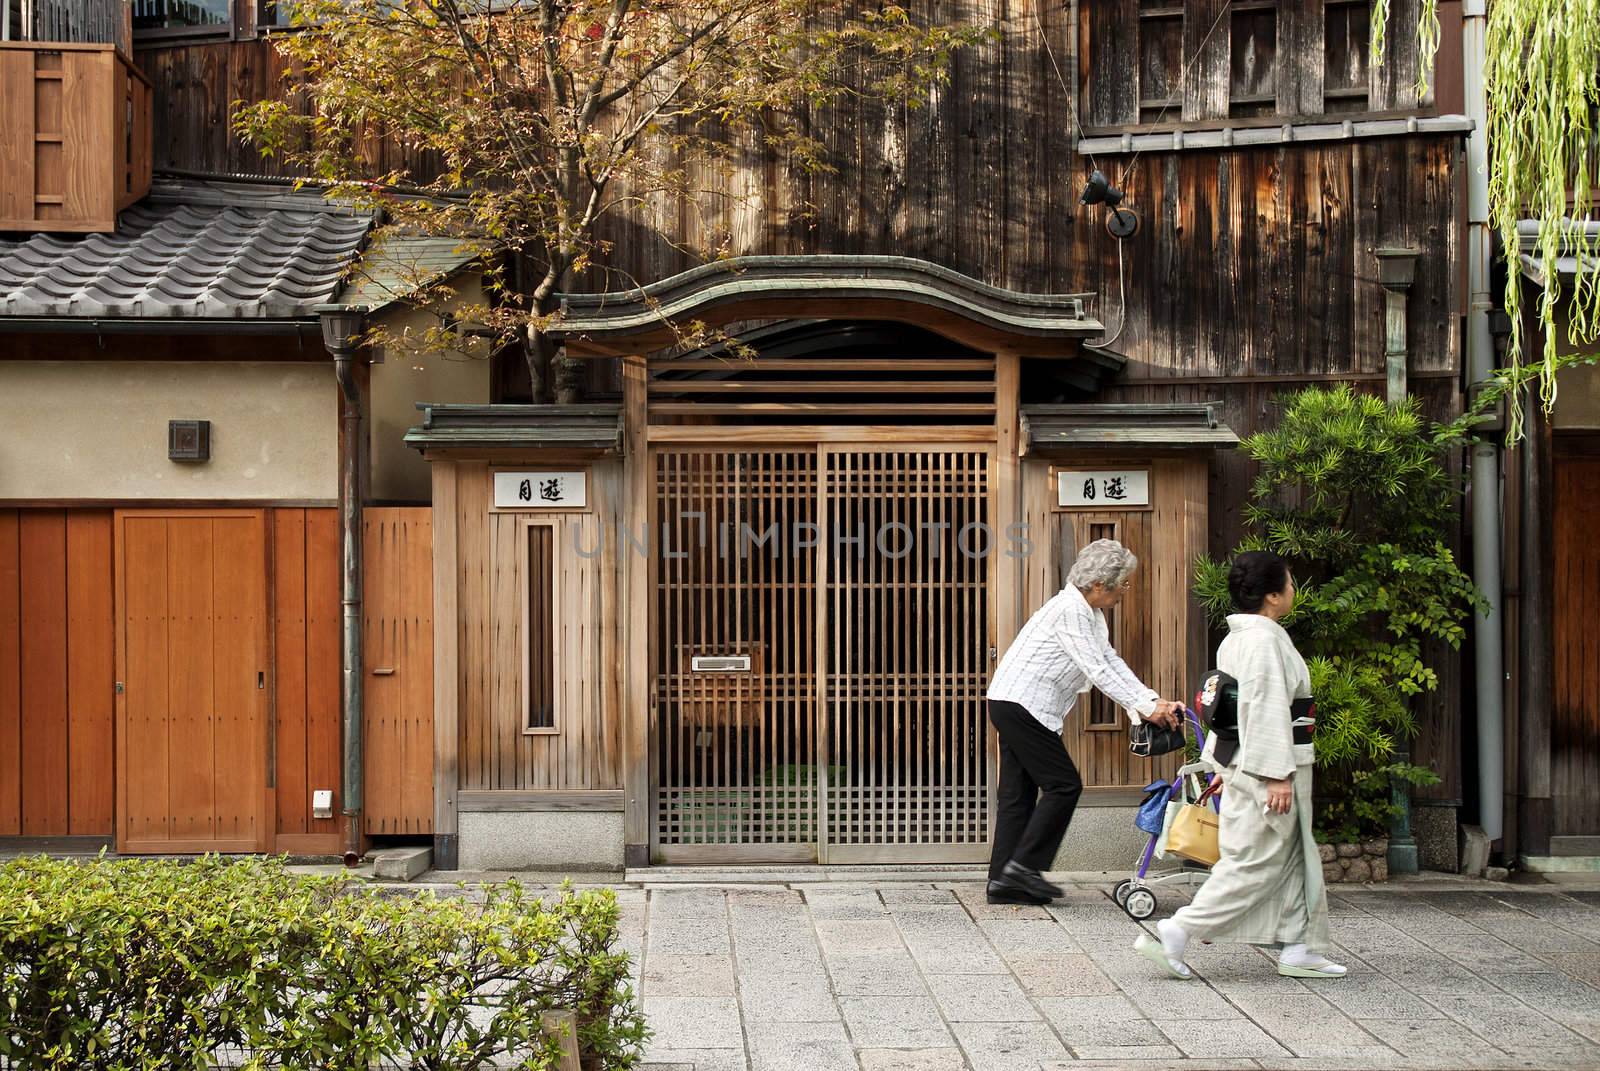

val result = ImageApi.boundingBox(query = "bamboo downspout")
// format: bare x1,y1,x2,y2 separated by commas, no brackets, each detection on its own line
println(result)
333,344,366,865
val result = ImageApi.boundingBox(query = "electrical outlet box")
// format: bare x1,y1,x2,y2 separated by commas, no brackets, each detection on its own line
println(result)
312,789,334,819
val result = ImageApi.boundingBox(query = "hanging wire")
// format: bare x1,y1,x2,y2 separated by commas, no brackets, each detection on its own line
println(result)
1119,1,1234,189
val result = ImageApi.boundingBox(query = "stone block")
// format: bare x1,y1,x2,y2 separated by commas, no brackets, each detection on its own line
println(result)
1344,858,1373,883
457,811,623,871
1459,824,1490,877
370,846,432,882
1324,862,1345,884
1319,843,1337,863
1336,843,1363,859
1370,859,1389,883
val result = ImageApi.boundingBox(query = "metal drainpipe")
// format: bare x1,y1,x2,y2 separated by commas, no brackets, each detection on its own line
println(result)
327,324,367,867
1377,247,1421,876
1463,0,1505,845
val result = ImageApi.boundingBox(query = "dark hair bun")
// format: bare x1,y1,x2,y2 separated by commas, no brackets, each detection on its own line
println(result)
1228,550,1291,612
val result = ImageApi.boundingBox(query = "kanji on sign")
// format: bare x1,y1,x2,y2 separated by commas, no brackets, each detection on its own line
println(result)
1082,478,1096,501
494,471,589,509
1104,477,1127,500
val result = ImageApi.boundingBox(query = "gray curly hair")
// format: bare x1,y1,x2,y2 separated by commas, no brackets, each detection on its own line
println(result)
1066,538,1138,591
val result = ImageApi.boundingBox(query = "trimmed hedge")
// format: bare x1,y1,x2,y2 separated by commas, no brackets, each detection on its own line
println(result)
0,856,646,1070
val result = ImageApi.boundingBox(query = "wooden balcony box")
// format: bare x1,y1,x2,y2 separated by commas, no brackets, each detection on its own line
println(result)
0,42,152,233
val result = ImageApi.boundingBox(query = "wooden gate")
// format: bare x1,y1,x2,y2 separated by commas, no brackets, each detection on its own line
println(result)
652,445,993,863
1553,449,1600,840
115,510,270,854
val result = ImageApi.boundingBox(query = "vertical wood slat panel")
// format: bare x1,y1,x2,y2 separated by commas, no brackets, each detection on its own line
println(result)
166,519,215,840
120,516,170,846
403,508,436,829
1084,0,1138,128
1553,456,1600,836
211,516,266,843
303,508,342,839
19,512,69,836
66,512,114,835
363,507,435,835
1182,0,1233,122
1276,0,1325,117
273,509,310,835
0,512,21,836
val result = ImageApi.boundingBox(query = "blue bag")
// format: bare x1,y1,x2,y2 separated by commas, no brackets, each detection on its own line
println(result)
1135,779,1172,835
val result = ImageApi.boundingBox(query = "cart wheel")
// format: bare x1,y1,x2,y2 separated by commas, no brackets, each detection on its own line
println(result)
1113,879,1135,907
1124,888,1157,920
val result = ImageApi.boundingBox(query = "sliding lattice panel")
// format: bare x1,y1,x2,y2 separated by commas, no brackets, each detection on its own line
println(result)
653,446,993,862
654,450,820,855
822,449,992,861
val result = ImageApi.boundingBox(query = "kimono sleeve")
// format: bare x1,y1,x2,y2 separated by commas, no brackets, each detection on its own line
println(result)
1235,640,1297,781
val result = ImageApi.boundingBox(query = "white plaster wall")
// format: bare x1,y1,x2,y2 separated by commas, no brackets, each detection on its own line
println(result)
0,361,337,500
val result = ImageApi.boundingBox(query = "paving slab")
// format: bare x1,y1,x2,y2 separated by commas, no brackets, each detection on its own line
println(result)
948,1021,1072,1071
925,972,1041,1023
1152,1017,1292,1060
745,1020,857,1071
857,1048,970,1071
840,994,955,1049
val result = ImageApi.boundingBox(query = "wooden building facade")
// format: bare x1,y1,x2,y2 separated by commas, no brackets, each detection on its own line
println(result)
3,0,1487,871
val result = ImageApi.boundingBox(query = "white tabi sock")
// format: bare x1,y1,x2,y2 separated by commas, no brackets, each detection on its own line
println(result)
1157,918,1190,960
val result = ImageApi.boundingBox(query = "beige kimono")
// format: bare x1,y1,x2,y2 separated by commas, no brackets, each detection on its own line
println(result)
1172,613,1330,952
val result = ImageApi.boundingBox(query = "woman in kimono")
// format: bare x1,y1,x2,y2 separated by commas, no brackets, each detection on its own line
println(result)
1135,550,1346,980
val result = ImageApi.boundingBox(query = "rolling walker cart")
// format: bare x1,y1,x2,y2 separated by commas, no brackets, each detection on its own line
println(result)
1111,709,1222,921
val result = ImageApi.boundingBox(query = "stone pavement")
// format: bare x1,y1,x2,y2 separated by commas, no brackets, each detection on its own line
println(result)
604,876,1600,1071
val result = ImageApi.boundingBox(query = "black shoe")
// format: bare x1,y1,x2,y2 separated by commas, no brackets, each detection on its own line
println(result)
986,880,1049,905
1001,860,1064,900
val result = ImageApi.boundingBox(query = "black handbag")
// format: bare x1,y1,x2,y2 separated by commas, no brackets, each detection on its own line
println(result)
1129,718,1187,758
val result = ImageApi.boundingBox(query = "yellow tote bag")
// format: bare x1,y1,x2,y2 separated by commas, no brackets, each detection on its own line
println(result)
1165,780,1222,867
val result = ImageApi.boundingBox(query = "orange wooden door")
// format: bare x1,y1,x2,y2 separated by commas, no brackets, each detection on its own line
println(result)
115,510,271,853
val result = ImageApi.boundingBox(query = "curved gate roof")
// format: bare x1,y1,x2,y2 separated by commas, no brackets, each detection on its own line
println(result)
552,255,1104,356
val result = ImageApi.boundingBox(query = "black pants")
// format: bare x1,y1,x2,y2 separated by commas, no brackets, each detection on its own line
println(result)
988,699,1085,882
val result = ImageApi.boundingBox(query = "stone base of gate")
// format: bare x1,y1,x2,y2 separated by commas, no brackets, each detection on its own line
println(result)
1048,807,1153,872
458,811,625,871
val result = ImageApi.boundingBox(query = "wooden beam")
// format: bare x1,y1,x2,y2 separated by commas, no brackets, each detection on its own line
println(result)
621,356,651,865
430,460,460,868
458,790,625,812
646,425,1000,444
649,358,996,372
646,402,996,417
646,381,996,395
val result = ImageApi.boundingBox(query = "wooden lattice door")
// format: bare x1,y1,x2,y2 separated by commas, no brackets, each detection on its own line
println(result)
652,445,993,863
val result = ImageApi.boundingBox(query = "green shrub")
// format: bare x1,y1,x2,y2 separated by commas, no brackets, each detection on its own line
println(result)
1194,386,1481,841
0,856,646,1071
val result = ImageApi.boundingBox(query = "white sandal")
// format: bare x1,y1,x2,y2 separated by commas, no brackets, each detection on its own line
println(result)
1135,933,1193,980
1277,954,1348,978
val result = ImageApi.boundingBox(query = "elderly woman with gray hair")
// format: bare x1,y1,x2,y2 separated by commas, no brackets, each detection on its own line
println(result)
984,538,1181,904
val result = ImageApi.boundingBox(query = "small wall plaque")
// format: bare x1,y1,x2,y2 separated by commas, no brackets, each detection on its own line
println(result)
1057,469,1149,508
168,419,211,462
493,471,587,509
691,655,753,673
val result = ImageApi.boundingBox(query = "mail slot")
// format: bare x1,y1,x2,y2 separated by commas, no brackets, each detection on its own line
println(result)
691,655,752,673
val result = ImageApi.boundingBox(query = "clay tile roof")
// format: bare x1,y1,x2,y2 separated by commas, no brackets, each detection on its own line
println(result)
0,179,374,320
